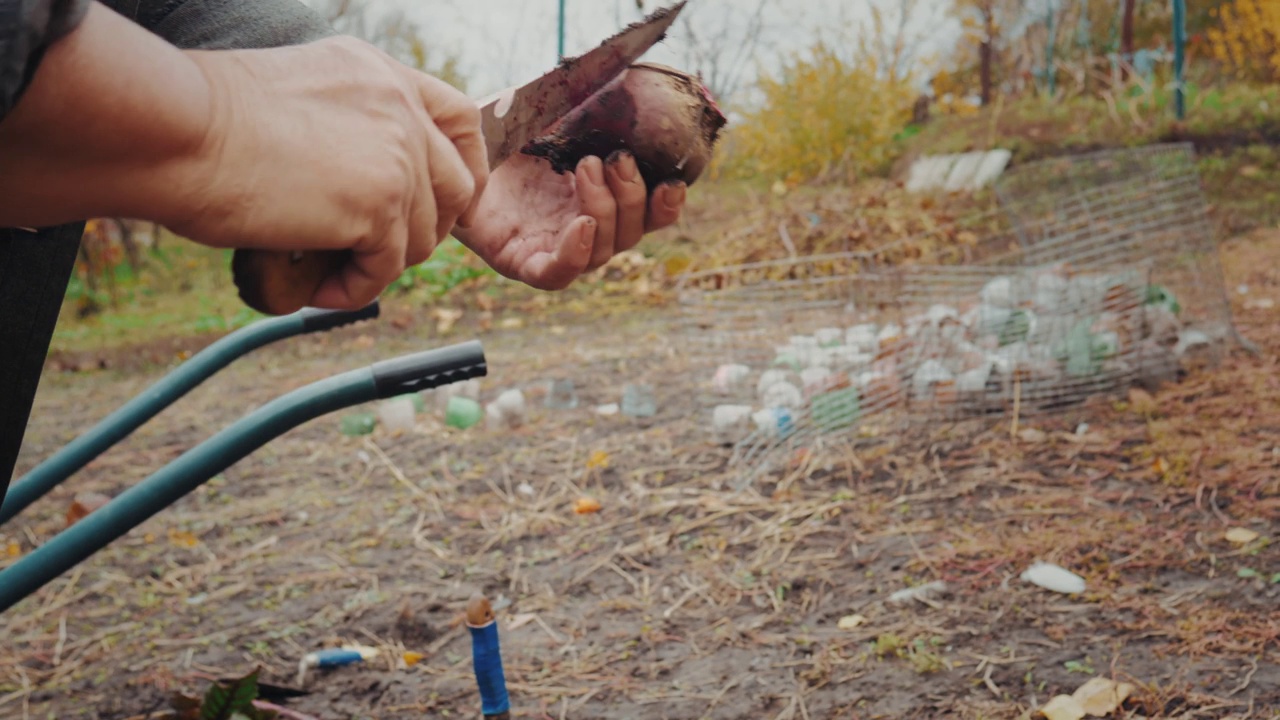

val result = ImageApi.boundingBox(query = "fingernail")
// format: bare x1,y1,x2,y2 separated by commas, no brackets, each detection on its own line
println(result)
608,150,637,182
582,157,605,186
664,182,686,210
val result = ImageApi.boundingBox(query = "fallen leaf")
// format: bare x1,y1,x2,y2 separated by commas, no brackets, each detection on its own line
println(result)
1225,527,1260,545
1038,694,1086,720
500,317,524,330
586,450,611,470
66,491,112,527
389,312,413,330
6,541,20,558
1072,676,1134,716
1152,457,1168,475
434,308,463,335
168,529,199,548
663,255,692,277
573,497,602,515
402,651,425,667
837,614,867,630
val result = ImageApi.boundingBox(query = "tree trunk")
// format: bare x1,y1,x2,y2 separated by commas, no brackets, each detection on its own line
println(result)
980,39,993,106
1120,0,1136,80
980,8,996,106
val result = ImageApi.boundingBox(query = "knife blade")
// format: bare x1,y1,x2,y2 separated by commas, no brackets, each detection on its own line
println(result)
478,0,685,170
231,1,687,316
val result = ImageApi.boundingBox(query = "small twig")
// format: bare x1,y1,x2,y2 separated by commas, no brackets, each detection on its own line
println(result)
982,664,1001,698
534,614,565,645
364,439,446,520
564,543,621,591
1227,656,1259,697
607,561,642,595
776,221,798,259
1010,375,1022,438
51,614,67,667
797,682,811,720
662,585,701,619
704,673,745,715
905,532,939,580
1207,486,1233,527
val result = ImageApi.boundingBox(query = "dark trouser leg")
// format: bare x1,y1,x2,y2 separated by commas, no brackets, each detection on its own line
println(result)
0,223,83,496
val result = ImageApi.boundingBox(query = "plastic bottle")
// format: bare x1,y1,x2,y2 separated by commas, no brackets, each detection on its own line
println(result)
446,396,483,429
621,384,657,417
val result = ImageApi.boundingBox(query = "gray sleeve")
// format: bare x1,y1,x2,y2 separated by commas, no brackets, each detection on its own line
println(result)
102,0,337,49
2,0,336,126
0,0,92,122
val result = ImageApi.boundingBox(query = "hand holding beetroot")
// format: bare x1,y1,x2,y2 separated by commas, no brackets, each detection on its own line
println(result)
454,63,727,290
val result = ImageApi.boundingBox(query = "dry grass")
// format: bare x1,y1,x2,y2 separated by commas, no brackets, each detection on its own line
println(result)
1,231,1278,719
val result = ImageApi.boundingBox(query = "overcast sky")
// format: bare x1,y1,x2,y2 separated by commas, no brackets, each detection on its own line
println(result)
306,0,962,104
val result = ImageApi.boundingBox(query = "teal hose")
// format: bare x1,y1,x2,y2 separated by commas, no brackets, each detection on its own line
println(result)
0,370,374,614
0,304,377,526
0,340,486,615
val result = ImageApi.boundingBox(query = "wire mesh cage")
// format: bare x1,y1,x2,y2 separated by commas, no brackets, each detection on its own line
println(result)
671,143,1240,482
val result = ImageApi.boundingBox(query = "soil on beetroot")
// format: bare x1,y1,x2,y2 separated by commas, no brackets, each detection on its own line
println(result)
3,232,1279,720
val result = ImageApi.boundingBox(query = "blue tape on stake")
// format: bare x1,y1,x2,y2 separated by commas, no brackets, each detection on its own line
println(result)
307,648,369,668
468,621,511,716
296,645,379,685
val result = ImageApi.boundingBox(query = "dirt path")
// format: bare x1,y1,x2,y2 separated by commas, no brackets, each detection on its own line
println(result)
2,231,1278,720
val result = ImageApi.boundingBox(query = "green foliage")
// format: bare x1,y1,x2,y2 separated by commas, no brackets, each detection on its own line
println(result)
172,669,273,720
1206,0,1280,83
389,237,494,298
871,633,949,674
1064,658,1095,674
910,81,1280,161
717,41,917,185
192,307,267,334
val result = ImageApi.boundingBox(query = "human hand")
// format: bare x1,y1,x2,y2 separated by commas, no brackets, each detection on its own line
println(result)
169,35,488,310
451,150,686,290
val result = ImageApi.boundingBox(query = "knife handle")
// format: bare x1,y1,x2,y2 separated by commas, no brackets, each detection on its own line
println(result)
231,247,350,316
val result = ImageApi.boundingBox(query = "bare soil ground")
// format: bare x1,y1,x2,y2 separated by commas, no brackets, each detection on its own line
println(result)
3,230,1278,720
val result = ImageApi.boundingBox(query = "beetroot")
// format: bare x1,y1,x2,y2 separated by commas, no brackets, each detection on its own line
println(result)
521,62,727,190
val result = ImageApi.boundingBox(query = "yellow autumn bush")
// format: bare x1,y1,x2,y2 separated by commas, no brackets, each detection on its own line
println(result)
717,41,917,186
1207,0,1280,82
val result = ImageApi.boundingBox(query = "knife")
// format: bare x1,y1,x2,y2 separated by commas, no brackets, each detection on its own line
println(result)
231,1,687,316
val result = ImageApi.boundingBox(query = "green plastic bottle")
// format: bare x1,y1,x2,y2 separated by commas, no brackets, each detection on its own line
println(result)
446,396,483,430
340,412,377,437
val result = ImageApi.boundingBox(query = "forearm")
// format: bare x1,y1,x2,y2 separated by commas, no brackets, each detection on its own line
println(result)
0,2,213,228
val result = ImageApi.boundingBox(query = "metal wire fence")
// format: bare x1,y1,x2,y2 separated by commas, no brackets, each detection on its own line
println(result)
671,143,1240,482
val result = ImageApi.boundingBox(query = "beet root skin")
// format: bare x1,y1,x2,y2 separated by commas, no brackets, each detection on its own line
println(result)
521,62,727,191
